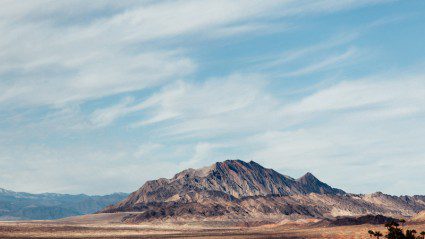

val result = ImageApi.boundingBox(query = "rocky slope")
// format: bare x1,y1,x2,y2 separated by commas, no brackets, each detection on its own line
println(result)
0,188,128,220
412,211,425,222
101,160,425,223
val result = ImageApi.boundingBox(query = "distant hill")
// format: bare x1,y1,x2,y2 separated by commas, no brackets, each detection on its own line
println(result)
316,214,400,227
0,188,128,220
101,160,425,223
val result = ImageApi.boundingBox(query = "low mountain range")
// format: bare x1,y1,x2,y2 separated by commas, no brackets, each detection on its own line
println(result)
0,188,127,220
101,160,425,223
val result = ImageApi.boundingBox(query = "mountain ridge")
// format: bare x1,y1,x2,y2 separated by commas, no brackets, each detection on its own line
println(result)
0,188,128,220
103,159,345,214
101,160,425,223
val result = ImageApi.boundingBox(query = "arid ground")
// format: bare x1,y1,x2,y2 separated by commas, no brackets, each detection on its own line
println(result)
1,219,424,239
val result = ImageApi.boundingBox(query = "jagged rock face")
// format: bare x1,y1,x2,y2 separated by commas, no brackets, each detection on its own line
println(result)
104,160,344,212
101,160,425,223
209,161,345,196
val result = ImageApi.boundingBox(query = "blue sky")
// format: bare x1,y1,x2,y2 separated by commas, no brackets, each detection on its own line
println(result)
0,0,424,195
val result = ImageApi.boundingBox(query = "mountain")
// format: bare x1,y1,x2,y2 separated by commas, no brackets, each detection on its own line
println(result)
101,160,425,223
103,160,344,212
0,188,128,220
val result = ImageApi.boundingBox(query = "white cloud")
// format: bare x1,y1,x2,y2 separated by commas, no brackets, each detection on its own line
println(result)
0,48,195,107
90,97,135,127
282,48,359,77
247,73,425,194
89,73,277,129
0,143,179,194
283,74,425,115
133,143,163,159
129,74,284,138
0,0,389,108
178,142,221,170
257,33,360,70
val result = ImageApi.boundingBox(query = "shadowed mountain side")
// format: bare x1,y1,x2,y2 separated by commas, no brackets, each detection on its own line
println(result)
315,214,400,227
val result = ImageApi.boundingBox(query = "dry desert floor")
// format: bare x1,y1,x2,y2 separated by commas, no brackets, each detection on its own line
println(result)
1,214,424,239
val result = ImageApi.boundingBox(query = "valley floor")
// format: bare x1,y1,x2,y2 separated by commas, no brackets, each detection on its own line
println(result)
1,220,424,239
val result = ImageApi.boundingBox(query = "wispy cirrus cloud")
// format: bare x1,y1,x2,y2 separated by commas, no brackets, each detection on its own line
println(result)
282,48,360,77
100,70,425,194
0,0,390,108
90,73,282,134
283,73,425,116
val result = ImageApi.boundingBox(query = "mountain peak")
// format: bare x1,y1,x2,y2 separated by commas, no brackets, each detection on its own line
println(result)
217,159,243,165
103,159,346,216
223,159,245,163
297,172,345,195
217,159,249,168
216,159,270,172
298,172,318,181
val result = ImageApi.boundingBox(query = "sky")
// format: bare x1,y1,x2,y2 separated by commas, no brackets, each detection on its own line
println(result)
0,0,424,196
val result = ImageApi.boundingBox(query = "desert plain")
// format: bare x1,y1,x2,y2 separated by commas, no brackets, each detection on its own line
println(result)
1,213,424,239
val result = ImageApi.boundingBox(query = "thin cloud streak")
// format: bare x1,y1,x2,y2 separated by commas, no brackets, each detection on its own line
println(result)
0,0,388,107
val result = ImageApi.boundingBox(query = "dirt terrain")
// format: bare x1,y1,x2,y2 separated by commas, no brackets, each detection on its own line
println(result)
1,219,424,239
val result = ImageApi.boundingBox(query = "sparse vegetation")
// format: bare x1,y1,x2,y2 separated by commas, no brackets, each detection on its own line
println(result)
400,219,407,226
368,230,383,238
368,219,425,239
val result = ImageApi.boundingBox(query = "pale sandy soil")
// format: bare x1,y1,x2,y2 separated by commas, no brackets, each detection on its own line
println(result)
1,215,424,239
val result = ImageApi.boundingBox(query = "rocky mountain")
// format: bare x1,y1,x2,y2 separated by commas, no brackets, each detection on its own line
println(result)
0,188,128,220
101,160,425,223
103,160,344,212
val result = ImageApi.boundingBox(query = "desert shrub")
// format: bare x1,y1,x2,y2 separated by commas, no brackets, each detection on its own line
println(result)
369,219,425,239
